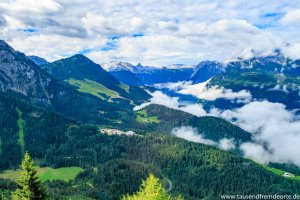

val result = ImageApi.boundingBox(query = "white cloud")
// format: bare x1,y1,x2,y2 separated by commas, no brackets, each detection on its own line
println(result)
130,17,145,29
158,80,252,102
146,91,180,109
1,1,300,64
9,34,107,61
154,82,186,91
87,19,287,65
240,143,271,164
215,101,300,167
133,91,207,117
180,104,207,117
133,102,151,112
171,126,236,151
282,43,300,60
281,9,300,27
0,0,62,14
81,12,107,35
218,101,293,133
81,12,142,36
219,138,236,151
179,84,252,102
135,91,300,167
171,126,216,145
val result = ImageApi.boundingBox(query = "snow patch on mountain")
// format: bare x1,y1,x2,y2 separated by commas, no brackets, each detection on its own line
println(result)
101,61,135,72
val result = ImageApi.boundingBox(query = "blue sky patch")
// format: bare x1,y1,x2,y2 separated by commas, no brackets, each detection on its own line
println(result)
23,28,38,33
78,49,92,54
101,41,117,51
100,36,121,51
263,12,285,20
132,33,144,37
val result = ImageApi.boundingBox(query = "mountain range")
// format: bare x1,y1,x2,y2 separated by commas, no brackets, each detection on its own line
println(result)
1,40,300,200
102,52,299,111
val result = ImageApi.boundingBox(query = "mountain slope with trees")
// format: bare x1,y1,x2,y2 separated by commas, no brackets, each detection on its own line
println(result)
1,40,300,200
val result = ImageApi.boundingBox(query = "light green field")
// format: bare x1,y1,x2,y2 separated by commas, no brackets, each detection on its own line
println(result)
120,83,130,92
16,108,25,157
136,110,160,124
260,164,284,176
0,138,2,158
67,78,119,100
260,164,300,181
0,166,83,182
64,196,95,200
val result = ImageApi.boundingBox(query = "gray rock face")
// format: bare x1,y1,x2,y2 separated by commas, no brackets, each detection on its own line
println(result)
0,40,51,105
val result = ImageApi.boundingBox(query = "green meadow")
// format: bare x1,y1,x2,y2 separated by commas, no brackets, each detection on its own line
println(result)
67,78,119,100
260,164,300,181
136,110,160,124
16,107,25,157
0,166,83,182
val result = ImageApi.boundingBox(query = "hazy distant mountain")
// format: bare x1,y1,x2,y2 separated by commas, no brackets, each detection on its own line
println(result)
203,55,300,110
110,70,144,86
101,61,136,72
102,61,157,73
132,63,195,85
28,55,49,65
190,61,224,83
102,61,144,86
103,61,196,85
163,63,195,69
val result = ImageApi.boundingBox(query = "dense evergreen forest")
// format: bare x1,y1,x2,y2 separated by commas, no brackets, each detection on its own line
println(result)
1,40,300,199
1,91,300,199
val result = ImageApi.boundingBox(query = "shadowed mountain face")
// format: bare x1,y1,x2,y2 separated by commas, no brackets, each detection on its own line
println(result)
28,55,49,66
104,61,195,85
101,61,145,86
135,67,195,85
110,70,144,86
190,61,224,83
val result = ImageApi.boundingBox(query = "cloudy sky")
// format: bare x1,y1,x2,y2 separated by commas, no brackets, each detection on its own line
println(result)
1,0,300,65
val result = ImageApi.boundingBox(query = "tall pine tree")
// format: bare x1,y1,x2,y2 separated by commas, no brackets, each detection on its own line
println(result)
122,174,183,200
12,152,48,200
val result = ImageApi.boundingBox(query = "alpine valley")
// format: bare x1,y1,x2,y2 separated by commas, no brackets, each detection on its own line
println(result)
1,40,300,200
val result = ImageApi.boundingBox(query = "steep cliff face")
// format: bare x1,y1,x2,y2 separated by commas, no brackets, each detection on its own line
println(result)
0,40,52,106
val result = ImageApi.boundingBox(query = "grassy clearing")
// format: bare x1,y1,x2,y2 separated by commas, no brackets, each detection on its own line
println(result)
120,83,130,93
259,164,300,181
0,166,83,182
16,108,25,157
0,138,2,158
260,164,284,176
39,167,84,182
64,195,95,200
67,78,119,100
136,110,160,124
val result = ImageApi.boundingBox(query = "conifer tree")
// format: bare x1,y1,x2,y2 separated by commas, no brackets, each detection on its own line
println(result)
122,174,183,200
12,152,48,200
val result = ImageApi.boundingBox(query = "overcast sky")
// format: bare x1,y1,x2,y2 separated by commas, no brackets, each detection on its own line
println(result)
1,0,300,65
